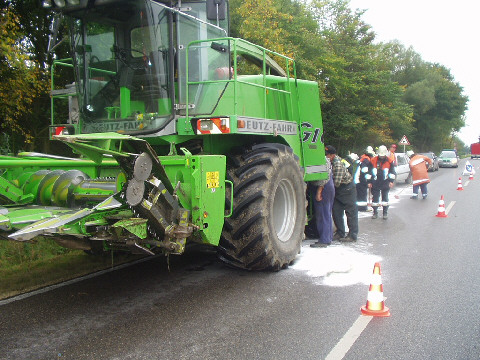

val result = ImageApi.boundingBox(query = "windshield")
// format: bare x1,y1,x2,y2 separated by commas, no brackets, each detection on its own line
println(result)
70,0,173,134
440,151,456,158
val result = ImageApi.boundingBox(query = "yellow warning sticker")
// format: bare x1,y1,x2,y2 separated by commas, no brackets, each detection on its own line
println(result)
206,171,220,188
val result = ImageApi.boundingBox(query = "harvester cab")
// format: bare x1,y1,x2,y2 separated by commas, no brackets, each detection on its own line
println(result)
0,0,327,271
48,0,230,137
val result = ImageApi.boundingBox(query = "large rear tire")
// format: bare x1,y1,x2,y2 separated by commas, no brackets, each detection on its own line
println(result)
218,144,306,271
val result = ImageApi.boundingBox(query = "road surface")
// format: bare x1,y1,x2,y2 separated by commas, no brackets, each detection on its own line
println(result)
1,159,479,359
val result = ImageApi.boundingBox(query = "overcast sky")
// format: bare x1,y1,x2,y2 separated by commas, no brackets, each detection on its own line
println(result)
348,0,479,146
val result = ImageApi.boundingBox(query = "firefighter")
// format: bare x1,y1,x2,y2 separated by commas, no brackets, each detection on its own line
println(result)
369,145,396,220
388,143,397,166
407,150,432,199
355,146,375,211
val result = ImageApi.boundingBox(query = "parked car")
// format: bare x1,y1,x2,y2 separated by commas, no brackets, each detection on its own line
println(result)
442,148,458,158
419,152,439,172
395,152,412,183
438,150,458,168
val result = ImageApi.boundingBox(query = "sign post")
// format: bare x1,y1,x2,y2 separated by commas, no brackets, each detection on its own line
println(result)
398,135,410,153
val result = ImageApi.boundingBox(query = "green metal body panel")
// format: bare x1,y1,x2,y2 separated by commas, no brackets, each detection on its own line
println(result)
160,154,226,245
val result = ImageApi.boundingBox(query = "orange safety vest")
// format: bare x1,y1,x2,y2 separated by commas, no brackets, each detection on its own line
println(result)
409,154,432,186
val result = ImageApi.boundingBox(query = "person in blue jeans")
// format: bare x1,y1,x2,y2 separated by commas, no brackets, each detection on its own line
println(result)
310,158,335,248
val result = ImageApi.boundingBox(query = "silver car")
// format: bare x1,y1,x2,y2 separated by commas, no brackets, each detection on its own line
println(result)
438,151,458,168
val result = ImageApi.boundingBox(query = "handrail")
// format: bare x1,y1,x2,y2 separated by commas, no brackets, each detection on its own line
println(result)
185,37,297,120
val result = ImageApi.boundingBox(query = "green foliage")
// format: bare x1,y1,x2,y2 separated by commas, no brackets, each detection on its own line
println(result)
0,238,141,299
390,43,468,152
0,238,71,268
230,0,323,80
0,6,50,152
308,0,414,153
0,133,10,154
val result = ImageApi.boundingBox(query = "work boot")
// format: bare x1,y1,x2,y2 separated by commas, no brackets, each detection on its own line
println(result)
310,241,329,248
410,195,418,200
422,194,428,200
340,236,356,242
340,232,357,242
372,207,378,219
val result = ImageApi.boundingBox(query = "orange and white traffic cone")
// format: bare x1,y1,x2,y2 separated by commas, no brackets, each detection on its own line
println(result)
457,177,464,190
469,172,474,180
435,195,448,218
361,262,390,317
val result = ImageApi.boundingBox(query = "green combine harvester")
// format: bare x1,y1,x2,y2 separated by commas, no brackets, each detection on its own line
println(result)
0,0,327,270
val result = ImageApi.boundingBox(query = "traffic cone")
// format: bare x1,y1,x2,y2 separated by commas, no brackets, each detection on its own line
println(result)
469,172,474,180
457,177,464,190
435,195,448,218
361,262,390,317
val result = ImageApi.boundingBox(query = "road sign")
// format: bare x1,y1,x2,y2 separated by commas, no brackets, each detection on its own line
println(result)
399,135,410,145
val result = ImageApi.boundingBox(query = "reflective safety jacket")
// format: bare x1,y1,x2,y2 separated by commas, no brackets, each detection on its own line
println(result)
370,156,396,188
388,151,397,166
409,154,432,186
355,154,373,185
341,156,359,182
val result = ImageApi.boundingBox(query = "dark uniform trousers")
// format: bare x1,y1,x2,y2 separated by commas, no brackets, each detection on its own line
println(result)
332,182,358,238
356,182,368,211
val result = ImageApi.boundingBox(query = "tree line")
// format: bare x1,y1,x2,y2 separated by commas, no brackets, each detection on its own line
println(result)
0,0,468,155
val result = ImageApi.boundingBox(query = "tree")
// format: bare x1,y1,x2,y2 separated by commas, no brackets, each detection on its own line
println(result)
389,42,468,152
0,1,72,154
0,7,48,152
230,0,326,81
309,0,413,153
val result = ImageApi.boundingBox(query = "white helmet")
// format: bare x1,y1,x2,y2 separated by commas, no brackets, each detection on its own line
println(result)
365,146,375,156
406,150,414,157
349,152,359,161
377,145,388,157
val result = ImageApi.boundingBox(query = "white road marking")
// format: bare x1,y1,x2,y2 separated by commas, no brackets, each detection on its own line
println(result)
324,315,373,360
445,201,456,215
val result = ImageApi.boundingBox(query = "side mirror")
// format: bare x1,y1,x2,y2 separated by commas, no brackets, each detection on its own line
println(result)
207,0,226,21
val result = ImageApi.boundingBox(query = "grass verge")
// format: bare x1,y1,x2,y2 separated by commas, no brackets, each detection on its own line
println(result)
0,239,140,300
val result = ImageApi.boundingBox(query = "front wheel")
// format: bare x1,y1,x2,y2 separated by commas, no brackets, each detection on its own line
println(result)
218,144,306,271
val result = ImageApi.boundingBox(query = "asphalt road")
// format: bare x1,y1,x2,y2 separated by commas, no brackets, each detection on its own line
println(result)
1,159,479,360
